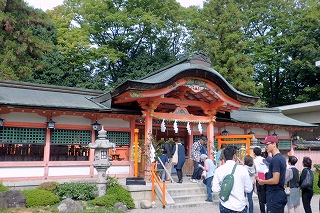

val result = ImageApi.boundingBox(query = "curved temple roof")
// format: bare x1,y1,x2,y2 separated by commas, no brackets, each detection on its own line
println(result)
111,52,259,106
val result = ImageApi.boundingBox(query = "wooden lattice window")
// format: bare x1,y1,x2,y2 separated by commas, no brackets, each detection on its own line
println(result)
107,131,130,146
0,127,45,144
51,129,91,145
0,127,45,161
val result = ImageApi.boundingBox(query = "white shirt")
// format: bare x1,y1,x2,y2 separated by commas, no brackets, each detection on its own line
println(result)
254,156,269,174
212,160,253,211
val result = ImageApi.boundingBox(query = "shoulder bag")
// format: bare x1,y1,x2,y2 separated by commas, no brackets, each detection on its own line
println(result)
171,144,178,165
301,169,313,189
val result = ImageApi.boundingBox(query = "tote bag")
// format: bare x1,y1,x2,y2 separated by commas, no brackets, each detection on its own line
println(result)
171,144,178,165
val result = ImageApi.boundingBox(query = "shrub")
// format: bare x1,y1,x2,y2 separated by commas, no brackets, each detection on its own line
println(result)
56,182,98,201
37,181,60,193
21,189,60,207
313,171,320,194
0,183,9,192
106,177,120,188
91,185,135,209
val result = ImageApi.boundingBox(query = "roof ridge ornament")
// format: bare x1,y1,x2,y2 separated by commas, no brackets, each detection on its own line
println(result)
188,51,211,67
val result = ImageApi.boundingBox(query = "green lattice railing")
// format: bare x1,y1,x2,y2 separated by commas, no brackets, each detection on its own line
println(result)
51,129,91,145
107,131,130,146
0,127,46,144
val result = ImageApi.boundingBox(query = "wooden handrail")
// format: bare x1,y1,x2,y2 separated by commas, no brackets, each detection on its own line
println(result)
151,162,169,208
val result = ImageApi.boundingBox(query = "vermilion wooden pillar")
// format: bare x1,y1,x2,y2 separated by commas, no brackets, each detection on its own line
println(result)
144,110,153,179
207,121,214,160
43,128,51,179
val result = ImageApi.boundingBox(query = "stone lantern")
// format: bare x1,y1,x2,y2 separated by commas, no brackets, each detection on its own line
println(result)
88,126,116,197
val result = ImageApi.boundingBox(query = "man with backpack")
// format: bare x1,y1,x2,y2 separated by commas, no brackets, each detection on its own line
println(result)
212,145,253,213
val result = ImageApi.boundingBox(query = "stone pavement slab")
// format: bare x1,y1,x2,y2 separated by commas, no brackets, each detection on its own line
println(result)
128,194,320,213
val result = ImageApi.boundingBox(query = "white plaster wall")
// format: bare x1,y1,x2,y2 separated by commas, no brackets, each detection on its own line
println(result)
100,118,130,128
93,166,130,175
285,111,320,124
48,166,90,176
251,128,268,136
274,129,290,137
54,115,91,125
1,112,46,123
0,167,44,178
225,126,244,134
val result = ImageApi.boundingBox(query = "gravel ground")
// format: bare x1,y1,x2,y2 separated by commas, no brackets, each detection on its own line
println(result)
128,195,320,213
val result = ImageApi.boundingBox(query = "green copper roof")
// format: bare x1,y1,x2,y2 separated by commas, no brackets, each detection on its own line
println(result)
0,80,110,111
231,107,317,127
112,52,259,105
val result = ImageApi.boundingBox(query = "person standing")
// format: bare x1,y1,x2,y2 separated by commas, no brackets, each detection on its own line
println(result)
253,147,269,213
199,154,215,202
286,156,300,213
163,139,173,181
244,155,255,213
190,135,207,183
257,136,287,213
216,143,227,167
212,145,253,213
157,150,169,182
299,156,313,213
171,138,186,183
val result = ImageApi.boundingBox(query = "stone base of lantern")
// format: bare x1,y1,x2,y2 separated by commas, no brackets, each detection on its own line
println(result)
126,177,146,185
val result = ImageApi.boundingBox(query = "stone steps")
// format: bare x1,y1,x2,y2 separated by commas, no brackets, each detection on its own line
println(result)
162,178,219,209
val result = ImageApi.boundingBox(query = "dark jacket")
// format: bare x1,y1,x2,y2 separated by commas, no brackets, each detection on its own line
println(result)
172,143,186,169
163,142,173,158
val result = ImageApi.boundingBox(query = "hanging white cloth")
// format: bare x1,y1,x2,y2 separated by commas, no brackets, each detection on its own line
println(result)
150,143,156,163
161,119,166,132
198,121,202,134
186,122,191,135
173,119,178,133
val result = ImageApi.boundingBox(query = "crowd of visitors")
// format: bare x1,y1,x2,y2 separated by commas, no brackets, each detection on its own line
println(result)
156,135,319,213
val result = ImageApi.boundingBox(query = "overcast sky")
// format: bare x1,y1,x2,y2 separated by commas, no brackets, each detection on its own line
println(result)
24,0,204,11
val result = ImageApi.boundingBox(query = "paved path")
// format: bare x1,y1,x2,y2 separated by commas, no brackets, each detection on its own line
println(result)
128,194,320,213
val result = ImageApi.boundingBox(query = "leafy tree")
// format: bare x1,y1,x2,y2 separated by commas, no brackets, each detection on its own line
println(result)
0,0,57,81
243,0,320,106
185,0,261,97
285,0,320,103
50,0,187,89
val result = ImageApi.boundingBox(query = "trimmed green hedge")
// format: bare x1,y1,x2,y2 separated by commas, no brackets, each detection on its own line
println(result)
56,182,98,201
313,171,320,194
91,185,135,209
0,183,9,192
21,189,60,207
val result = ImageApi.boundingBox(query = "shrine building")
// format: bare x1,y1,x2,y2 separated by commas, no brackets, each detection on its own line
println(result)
0,52,316,182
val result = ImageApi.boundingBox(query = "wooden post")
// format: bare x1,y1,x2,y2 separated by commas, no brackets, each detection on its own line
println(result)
134,128,139,178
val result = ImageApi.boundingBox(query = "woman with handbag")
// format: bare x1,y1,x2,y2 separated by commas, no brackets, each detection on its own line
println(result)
198,154,215,202
299,156,314,213
171,138,186,183
286,156,300,213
